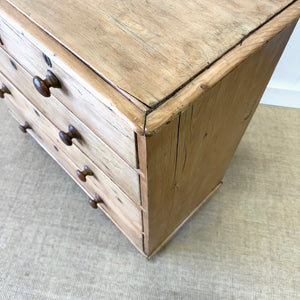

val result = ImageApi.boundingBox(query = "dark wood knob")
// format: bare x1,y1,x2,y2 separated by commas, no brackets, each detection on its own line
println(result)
19,121,31,133
33,70,61,97
88,194,104,209
76,165,93,182
0,83,11,98
59,125,79,146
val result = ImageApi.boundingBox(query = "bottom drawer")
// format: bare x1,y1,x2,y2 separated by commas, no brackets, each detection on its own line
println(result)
0,72,144,252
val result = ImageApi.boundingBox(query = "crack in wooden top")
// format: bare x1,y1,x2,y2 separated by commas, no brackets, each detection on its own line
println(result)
5,0,296,108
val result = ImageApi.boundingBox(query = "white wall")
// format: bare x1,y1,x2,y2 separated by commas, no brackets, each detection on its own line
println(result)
260,22,300,108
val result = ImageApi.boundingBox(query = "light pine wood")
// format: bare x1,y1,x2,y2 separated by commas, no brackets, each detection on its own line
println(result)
147,183,222,259
0,4,144,166
0,71,144,251
139,23,296,256
0,47,141,203
5,0,295,106
0,0,298,258
145,3,300,134
0,0,148,114
1,0,298,133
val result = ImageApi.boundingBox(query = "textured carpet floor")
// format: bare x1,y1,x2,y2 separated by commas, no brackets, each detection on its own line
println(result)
0,103,299,300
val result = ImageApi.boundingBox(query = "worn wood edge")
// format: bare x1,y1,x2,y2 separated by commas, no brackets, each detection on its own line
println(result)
146,182,223,259
136,134,148,211
136,133,150,255
5,107,146,256
5,0,295,108
7,0,152,112
0,0,147,134
144,1,300,136
136,134,148,254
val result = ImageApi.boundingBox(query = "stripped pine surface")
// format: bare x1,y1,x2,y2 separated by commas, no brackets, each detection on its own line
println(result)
0,71,144,251
145,2,300,134
0,0,299,257
139,22,296,255
6,0,295,106
0,12,141,165
0,47,141,203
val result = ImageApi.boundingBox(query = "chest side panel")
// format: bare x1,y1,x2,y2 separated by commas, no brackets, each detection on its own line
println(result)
140,22,296,256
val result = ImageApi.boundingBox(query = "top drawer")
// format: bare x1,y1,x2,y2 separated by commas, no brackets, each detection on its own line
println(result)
0,14,138,167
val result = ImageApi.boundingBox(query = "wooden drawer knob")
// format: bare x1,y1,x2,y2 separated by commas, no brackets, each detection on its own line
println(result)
19,121,31,133
76,165,93,182
59,125,79,146
33,70,61,97
0,83,11,98
88,194,103,209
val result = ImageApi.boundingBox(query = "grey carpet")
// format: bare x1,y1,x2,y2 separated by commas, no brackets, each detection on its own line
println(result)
0,103,299,299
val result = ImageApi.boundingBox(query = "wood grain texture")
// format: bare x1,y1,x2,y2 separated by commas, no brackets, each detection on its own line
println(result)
0,0,148,112
0,71,144,251
0,0,298,258
145,3,300,134
139,24,295,256
0,0,145,166
5,0,294,107
0,47,141,203
146,182,222,259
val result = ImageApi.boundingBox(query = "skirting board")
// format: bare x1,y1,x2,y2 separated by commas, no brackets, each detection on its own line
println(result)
260,87,300,108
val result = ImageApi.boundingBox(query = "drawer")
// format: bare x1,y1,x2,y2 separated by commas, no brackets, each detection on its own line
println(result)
0,47,141,204
0,14,138,167
0,72,143,250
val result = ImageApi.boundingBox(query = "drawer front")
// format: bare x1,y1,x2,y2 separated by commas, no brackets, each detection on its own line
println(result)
0,72,143,250
0,47,141,204
0,15,137,167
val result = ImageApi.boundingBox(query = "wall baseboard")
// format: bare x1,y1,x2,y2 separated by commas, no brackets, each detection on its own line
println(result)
260,87,300,109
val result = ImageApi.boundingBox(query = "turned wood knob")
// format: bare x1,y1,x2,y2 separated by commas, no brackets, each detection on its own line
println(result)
19,121,31,133
88,194,103,209
33,70,61,97
76,165,93,182
0,83,11,98
59,125,79,146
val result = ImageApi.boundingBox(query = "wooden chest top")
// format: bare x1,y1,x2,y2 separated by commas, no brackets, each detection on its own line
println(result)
5,0,295,107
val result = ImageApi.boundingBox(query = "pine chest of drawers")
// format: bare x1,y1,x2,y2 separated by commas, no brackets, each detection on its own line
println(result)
0,0,299,258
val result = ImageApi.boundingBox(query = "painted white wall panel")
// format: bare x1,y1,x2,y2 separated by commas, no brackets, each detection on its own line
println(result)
260,21,300,108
